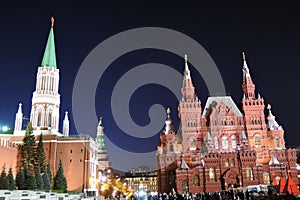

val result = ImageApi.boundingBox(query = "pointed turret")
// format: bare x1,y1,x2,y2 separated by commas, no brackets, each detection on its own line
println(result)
178,54,202,154
180,154,189,170
14,103,23,132
181,54,196,101
162,108,176,135
63,111,69,136
184,55,191,80
241,130,247,140
41,17,57,68
267,104,281,130
97,117,106,151
268,155,280,165
241,52,256,99
96,117,112,171
239,130,249,150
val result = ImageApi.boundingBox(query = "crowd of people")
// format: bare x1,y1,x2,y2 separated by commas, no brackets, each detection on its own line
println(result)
129,190,300,200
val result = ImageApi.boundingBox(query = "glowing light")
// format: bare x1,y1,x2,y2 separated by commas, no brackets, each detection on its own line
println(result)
2,126,9,132
101,176,107,182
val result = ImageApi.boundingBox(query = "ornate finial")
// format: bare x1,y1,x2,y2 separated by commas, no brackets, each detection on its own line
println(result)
242,52,246,60
99,116,103,126
167,108,171,114
184,54,188,63
51,17,54,27
267,104,271,110
167,108,171,118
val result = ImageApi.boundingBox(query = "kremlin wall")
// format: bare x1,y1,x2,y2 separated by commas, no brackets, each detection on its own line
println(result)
0,18,111,195
0,17,299,196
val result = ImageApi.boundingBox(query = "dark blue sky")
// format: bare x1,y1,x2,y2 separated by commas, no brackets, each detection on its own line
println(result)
0,1,299,156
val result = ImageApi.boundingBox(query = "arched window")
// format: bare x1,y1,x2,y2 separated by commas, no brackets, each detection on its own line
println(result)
275,176,280,185
37,112,42,127
230,158,235,167
48,112,52,127
169,144,174,152
263,172,270,184
193,175,200,186
222,136,228,149
214,136,219,149
231,135,236,149
254,134,261,148
189,138,196,150
246,167,253,181
275,138,280,148
182,181,188,192
224,159,229,167
209,168,216,182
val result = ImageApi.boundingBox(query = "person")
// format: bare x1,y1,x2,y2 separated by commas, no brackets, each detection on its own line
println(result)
245,190,249,200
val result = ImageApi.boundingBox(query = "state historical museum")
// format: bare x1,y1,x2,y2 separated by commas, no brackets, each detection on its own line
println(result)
156,54,298,193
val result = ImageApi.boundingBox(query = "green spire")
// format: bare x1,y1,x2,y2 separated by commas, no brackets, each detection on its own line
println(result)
41,17,57,68
97,117,106,151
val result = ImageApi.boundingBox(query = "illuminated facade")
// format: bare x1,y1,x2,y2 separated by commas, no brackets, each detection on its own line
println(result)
124,167,157,193
156,54,298,193
0,18,111,194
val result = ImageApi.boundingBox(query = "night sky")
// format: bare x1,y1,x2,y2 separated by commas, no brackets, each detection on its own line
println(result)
0,1,299,171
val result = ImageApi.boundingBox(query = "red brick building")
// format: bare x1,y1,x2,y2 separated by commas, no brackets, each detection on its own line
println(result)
0,18,111,195
0,137,18,176
156,54,298,193
7,134,98,194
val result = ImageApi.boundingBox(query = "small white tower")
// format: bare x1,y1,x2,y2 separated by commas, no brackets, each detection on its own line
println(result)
63,111,69,137
14,103,23,132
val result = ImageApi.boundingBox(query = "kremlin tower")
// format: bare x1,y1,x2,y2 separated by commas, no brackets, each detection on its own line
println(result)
96,117,112,171
13,17,64,136
3,18,112,195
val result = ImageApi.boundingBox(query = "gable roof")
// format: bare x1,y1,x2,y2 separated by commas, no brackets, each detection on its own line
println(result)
202,96,243,118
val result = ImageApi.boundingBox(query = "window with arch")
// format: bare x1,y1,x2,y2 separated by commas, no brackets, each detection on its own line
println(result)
189,138,196,150
48,112,52,127
222,136,228,149
275,176,280,185
275,138,280,148
169,144,174,152
182,181,188,192
231,135,236,149
263,172,270,184
193,175,200,186
214,136,219,149
257,153,262,159
246,167,253,181
209,168,216,182
229,158,235,167
224,159,229,167
37,112,42,127
254,134,261,148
